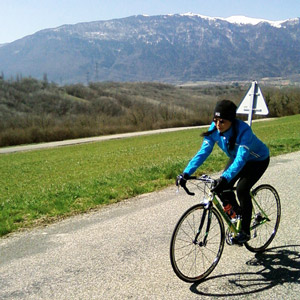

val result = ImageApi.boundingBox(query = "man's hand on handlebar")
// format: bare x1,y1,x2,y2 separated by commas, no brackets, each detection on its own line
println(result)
176,173,195,196
211,176,228,193
176,173,189,188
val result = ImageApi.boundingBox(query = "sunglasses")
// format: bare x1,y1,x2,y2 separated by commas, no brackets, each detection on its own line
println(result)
213,118,226,124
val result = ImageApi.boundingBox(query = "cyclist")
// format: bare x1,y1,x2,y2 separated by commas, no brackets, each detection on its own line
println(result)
177,100,270,245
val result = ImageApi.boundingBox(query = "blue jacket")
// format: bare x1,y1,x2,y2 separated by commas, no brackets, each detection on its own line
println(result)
183,119,269,182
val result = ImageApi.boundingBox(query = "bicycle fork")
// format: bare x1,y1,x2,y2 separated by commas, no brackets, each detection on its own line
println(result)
193,202,213,247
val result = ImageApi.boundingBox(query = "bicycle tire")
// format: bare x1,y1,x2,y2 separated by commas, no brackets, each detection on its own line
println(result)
245,184,281,253
170,204,225,282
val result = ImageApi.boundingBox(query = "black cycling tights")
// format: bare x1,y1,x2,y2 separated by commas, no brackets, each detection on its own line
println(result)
219,157,270,235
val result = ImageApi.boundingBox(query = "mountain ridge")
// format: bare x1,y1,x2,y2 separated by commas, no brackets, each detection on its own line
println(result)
179,13,291,27
0,14,299,84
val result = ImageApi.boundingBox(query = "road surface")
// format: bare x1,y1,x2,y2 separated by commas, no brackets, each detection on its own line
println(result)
0,126,207,154
0,151,299,299
0,119,273,154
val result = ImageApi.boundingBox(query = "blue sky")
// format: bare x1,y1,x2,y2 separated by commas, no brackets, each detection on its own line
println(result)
1,0,299,44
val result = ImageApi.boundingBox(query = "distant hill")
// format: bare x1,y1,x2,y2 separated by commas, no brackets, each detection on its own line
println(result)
0,14,300,84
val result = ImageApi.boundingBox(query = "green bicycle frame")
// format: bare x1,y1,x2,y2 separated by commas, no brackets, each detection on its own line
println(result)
210,190,270,235
249,191,270,230
211,194,240,235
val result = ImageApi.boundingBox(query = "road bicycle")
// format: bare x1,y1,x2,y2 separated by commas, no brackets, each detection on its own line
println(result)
170,175,281,283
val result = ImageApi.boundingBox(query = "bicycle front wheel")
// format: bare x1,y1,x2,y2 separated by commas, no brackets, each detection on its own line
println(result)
245,184,281,253
170,204,225,282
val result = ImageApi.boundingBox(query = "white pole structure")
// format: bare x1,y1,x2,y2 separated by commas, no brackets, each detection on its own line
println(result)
236,81,269,127
247,81,257,126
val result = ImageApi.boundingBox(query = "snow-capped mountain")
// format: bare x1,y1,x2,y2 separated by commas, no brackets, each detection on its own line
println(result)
181,13,287,27
0,14,299,84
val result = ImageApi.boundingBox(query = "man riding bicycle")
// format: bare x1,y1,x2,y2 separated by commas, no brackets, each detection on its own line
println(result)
177,100,270,245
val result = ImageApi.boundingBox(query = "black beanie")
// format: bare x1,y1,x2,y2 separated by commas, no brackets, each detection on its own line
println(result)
214,100,237,121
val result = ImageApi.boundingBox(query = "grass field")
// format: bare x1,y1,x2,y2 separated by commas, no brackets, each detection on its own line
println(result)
0,114,299,237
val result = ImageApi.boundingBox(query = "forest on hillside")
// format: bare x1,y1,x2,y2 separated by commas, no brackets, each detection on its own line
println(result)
0,76,300,147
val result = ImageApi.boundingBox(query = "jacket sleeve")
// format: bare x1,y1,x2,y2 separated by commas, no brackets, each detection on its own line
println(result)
183,137,215,176
221,126,252,182
221,146,249,182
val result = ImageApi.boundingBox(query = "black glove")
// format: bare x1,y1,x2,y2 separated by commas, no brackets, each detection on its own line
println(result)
211,177,228,193
176,173,190,188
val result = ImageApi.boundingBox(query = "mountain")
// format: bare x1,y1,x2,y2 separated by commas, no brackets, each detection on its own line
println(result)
0,14,299,84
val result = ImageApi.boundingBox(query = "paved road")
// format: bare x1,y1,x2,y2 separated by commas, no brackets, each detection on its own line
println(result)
0,151,299,299
0,126,207,154
0,119,273,154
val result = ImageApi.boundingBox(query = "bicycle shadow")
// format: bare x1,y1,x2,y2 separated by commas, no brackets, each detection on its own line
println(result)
190,245,300,297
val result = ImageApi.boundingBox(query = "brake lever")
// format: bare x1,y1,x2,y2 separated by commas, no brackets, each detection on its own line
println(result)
183,185,195,196
176,175,195,196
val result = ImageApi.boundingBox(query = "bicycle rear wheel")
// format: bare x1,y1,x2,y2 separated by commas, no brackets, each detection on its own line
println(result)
245,184,281,253
170,204,225,282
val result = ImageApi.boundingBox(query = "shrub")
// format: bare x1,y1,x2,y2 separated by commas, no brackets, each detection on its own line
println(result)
1,77,300,147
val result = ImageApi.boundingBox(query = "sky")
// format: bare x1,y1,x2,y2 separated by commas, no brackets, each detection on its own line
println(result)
1,0,300,44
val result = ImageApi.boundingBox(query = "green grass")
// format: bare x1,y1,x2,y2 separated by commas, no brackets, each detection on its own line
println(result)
0,114,300,237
